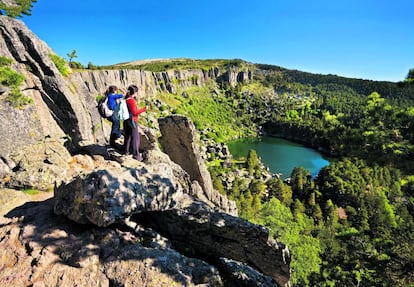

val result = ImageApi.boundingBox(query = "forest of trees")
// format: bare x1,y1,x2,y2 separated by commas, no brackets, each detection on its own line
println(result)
207,65,414,286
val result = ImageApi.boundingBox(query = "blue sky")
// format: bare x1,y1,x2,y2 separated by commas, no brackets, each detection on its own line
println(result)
22,0,414,82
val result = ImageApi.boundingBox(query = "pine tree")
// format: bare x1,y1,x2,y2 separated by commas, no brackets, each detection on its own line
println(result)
291,166,312,200
67,50,78,65
267,177,293,204
406,68,414,82
246,149,260,175
0,0,38,18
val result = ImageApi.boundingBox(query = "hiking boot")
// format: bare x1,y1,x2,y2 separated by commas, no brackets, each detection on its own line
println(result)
115,137,124,145
133,153,143,161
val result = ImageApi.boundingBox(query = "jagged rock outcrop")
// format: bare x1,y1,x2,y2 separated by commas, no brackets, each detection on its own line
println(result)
158,115,237,214
223,69,253,86
0,17,92,148
0,17,73,189
1,186,291,287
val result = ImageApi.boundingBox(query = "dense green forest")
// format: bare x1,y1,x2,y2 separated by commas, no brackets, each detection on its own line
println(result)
127,59,414,287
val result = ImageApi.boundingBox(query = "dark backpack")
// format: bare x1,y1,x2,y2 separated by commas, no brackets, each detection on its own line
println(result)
97,95,113,118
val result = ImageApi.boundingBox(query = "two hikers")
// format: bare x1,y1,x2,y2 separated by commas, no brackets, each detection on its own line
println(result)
103,84,147,161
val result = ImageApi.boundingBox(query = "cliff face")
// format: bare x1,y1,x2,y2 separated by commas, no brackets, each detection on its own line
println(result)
69,66,252,144
0,16,79,189
0,16,290,286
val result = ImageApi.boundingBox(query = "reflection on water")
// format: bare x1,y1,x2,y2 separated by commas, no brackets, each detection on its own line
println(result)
227,137,330,179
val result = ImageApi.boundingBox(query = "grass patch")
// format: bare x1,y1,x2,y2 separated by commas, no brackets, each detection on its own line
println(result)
22,188,40,195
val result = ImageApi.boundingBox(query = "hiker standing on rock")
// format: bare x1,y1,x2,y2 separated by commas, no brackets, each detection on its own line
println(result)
124,84,147,161
105,85,124,148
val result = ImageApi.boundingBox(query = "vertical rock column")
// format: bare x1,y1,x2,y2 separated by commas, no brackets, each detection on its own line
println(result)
158,115,237,215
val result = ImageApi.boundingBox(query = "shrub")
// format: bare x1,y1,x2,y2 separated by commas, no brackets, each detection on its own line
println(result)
0,56,13,67
49,53,70,76
0,65,25,86
70,61,84,69
7,87,33,107
87,62,97,70
0,56,33,108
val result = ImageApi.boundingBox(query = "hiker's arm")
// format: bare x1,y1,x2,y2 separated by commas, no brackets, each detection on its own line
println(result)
136,106,147,115
130,106,146,116
128,99,146,116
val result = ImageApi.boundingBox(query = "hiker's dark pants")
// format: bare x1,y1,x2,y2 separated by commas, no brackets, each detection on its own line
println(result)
109,113,121,146
124,119,141,160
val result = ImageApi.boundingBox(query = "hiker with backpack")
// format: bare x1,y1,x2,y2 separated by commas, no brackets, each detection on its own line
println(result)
124,84,147,161
104,85,124,148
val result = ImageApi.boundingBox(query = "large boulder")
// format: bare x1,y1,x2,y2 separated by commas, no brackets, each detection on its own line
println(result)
54,141,237,226
53,163,197,227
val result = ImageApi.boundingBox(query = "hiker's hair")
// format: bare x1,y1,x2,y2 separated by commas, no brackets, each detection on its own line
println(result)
105,85,118,96
126,85,138,98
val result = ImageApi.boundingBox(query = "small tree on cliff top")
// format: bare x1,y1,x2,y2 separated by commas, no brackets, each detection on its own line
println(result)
0,0,37,18
67,50,78,64
406,68,414,83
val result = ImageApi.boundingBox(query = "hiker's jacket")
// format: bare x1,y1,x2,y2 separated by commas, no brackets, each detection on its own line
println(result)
126,96,146,123
108,93,124,110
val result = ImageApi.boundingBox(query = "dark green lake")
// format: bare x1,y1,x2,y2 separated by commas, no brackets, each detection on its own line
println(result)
227,137,330,179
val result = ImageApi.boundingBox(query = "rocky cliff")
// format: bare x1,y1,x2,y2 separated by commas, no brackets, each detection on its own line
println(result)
0,16,290,286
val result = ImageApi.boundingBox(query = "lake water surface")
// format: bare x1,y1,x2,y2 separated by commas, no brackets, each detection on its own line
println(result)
227,137,330,179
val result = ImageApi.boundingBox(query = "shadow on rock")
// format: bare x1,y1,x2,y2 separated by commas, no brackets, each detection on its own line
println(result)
1,199,223,287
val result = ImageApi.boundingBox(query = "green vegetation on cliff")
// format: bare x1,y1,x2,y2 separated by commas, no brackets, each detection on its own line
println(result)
159,84,257,142
49,53,70,77
0,56,32,107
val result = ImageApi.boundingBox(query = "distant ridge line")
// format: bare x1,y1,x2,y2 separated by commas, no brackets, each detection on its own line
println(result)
114,58,194,66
